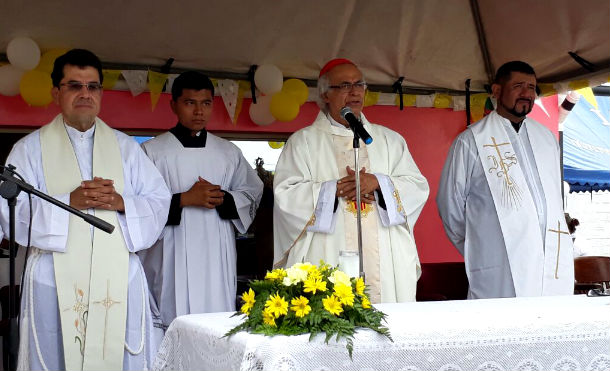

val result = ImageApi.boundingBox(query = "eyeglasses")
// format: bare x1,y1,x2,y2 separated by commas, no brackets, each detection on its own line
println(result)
59,81,103,94
329,81,367,92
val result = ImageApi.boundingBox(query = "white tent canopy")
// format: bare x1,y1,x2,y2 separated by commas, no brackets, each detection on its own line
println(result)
1,0,609,92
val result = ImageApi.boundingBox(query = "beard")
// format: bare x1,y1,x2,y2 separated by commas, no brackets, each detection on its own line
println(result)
504,99,533,118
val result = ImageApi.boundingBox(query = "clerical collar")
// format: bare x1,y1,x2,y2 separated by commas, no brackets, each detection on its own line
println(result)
170,122,207,148
64,121,96,140
326,114,350,130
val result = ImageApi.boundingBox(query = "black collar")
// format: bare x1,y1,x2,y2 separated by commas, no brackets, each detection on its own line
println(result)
511,120,523,133
169,123,207,148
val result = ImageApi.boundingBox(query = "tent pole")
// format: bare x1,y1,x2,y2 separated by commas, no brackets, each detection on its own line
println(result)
469,0,494,85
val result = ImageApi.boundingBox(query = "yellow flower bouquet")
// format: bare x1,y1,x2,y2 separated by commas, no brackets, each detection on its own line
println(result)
225,261,392,357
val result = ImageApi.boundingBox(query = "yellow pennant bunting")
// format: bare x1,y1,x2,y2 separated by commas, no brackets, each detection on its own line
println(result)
102,70,121,90
395,94,416,107
568,79,589,91
537,83,557,97
576,87,598,109
364,91,379,107
433,94,452,109
470,93,488,122
148,70,168,111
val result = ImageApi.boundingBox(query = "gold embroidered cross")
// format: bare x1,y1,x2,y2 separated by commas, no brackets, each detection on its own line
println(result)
93,280,121,359
484,136,513,185
548,220,570,279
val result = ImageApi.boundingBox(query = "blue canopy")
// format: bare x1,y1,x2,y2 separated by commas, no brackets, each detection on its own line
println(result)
563,94,610,192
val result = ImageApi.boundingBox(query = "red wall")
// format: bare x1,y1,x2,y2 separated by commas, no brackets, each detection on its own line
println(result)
0,92,558,263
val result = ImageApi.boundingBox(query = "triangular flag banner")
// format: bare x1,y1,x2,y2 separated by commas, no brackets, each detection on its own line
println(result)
484,96,495,116
121,70,148,96
537,83,557,97
394,94,416,107
568,79,589,91
233,80,250,124
102,70,121,90
576,87,598,109
148,70,168,111
534,98,550,117
415,94,435,108
217,79,239,124
470,93,488,122
433,94,452,109
364,91,380,107
165,74,179,93
452,96,466,111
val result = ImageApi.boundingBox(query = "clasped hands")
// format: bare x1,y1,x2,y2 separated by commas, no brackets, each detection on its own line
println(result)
181,176,224,209
336,166,379,204
70,177,124,212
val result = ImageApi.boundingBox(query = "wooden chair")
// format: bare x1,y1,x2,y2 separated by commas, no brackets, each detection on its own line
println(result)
574,256,610,294
416,262,469,301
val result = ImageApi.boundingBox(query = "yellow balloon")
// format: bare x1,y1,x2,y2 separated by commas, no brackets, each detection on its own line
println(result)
36,48,69,74
268,141,284,149
281,79,309,106
270,92,300,122
20,70,53,106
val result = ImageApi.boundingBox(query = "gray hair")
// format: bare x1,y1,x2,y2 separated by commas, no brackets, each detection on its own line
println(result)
315,74,331,113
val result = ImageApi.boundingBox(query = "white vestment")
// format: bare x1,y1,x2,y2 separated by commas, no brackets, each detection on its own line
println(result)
273,112,429,303
1,116,171,370
437,111,574,299
140,131,262,328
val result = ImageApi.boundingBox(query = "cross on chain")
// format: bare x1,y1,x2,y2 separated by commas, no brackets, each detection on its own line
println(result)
484,136,512,185
548,220,570,279
93,280,121,359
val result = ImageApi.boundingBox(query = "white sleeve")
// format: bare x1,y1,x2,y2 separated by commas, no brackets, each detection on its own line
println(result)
226,151,264,234
373,173,406,227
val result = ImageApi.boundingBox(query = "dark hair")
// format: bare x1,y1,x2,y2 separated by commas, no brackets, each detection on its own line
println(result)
171,71,215,101
51,49,104,87
494,61,536,85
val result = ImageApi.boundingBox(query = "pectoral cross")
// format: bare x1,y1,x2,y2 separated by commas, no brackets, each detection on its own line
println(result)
484,136,512,185
93,280,121,359
548,221,570,279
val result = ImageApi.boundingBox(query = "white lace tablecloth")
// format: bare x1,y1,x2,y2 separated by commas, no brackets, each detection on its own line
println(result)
152,295,610,371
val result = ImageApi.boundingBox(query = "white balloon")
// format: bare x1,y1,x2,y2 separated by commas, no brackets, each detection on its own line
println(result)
254,64,283,95
0,64,25,96
7,37,41,70
249,95,275,126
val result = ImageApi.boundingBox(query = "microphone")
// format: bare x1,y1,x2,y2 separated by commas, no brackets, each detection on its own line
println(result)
340,107,372,145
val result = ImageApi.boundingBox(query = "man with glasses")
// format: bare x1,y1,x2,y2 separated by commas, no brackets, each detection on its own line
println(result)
437,61,574,299
1,49,170,370
273,58,429,303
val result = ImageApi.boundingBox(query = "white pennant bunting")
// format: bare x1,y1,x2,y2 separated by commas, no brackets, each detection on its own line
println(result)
217,79,239,122
121,70,148,96
415,94,435,108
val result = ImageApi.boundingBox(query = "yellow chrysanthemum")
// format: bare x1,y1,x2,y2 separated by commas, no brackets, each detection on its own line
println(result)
329,270,351,286
262,308,276,326
322,295,344,316
361,295,371,309
355,277,365,296
240,288,256,314
283,265,309,286
290,296,312,318
303,277,327,294
333,283,355,306
265,268,287,281
264,292,288,318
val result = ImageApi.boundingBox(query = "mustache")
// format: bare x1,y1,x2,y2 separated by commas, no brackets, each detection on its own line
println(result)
516,98,533,104
74,98,94,105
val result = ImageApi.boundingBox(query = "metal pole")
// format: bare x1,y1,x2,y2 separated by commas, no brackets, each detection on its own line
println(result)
353,138,365,280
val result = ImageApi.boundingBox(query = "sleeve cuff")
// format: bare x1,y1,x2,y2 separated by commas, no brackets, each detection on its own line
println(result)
307,180,338,234
216,190,239,220
166,193,183,226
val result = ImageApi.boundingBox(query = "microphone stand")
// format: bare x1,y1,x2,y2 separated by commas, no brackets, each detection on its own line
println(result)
352,133,365,280
0,164,114,371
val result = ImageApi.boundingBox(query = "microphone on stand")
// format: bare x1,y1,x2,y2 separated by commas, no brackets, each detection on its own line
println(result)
340,107,373,145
